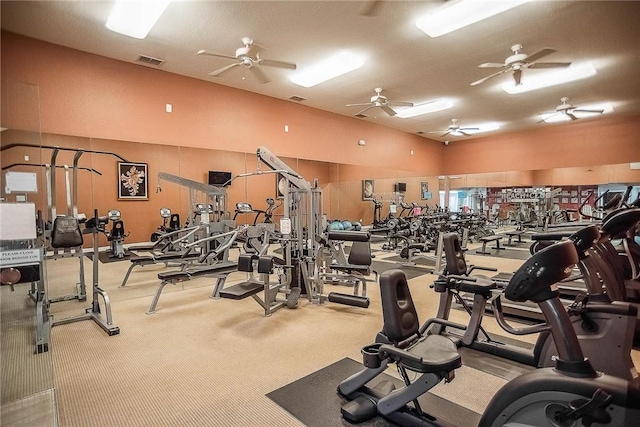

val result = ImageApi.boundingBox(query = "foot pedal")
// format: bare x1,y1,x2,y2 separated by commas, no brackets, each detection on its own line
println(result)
286,287,301,308
341,395,377,423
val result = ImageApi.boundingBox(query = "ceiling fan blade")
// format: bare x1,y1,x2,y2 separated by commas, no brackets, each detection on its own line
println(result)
538,112,557,123
359,0,383,16
566,112,579,120
478,63,506,68
197,50,237,61
346,102,372,107
381,105,397,116
260,59,297,69
458,131,472,136
389,101,414,107
440,131,452,137
523,48,556,63
355,105,374,116
428,130,446,134
460,127,480,132
513,69,522,86
249,65,270,84
470,69,508,86
209,63,241,77
528,62,572,69
572,108,605,114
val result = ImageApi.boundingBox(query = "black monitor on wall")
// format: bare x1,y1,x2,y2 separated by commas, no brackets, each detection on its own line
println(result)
208,171,232,187
395,182,407,192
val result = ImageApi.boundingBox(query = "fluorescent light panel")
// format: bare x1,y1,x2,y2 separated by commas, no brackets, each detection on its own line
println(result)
503,62,597,94
451,122,501,135
395,99,453,118
106,0,170,39
540,103,613,123
416,0,530,38
289,51,364,87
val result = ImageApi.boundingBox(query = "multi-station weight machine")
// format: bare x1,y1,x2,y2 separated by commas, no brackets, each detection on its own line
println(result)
215,146,370,315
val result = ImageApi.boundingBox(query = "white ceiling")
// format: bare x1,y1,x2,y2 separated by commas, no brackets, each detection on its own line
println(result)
2,1,640,142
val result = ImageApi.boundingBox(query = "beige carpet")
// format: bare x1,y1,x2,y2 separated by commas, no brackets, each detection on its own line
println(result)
3,237,638,426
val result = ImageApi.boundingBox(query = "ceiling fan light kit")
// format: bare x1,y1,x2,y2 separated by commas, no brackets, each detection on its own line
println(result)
502,62,597,94
346,88,413,117
471,44,572,87
198,37,297,84
539,97,610,123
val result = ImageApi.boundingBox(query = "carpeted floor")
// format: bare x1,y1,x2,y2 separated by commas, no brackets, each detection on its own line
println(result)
2,238,638,427
267,357,485,427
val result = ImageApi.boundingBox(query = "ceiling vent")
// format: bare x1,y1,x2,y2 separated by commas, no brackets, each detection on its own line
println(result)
288,95,306,102
136,54,165,66
354,113,367,118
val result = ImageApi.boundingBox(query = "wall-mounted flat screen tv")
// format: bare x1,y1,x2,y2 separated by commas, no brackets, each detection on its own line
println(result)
394,182,407,192
208,171,232,187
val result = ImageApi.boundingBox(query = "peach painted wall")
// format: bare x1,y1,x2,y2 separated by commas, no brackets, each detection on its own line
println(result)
1,32,443,175
443,115,640,175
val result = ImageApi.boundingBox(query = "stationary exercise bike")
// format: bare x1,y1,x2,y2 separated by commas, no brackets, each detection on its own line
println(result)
338,241,640,426
105,209,129,258
429,231,637,380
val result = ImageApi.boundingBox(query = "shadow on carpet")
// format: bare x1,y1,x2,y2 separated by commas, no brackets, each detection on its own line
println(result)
267,357,480,427
382,255,436,266
370,260,431,280
84,250,132,263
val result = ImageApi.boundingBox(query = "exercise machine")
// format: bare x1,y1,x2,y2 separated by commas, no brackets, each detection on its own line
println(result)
431,231,637,380
338,242,640,426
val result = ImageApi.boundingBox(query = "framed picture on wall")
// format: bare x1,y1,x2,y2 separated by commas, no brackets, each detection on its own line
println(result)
362,179,374,201
421,182,429,200
118,162,148,200
276,173,287,199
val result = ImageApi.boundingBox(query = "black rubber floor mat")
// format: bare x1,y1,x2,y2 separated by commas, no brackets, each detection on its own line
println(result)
266,357,480,427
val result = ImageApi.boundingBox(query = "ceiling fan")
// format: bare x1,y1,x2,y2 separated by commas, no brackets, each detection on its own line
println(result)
470,44,571,86
197,37,296,84
346,88,413,117
539,97,605,122
429,119,479,137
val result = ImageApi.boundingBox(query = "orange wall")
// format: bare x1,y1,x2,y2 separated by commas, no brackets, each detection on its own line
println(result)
3,32,639,241
443,115,640,175
1,31,443,175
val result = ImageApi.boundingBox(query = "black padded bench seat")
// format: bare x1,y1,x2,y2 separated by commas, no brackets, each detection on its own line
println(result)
505,230,525,245
327,230,371,242
217,281,263,300
157,262,237,283
120,251,201,287
476,235,504,254
145,262,238,314
530,231,574,241
331,264,371,275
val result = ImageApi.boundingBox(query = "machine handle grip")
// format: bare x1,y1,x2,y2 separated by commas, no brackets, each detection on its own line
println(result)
492,296,552,335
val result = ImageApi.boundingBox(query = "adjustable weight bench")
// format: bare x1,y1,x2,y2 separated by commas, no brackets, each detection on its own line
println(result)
147,262,238,314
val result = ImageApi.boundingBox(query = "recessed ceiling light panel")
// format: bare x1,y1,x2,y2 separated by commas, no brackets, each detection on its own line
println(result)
289,51,364,87
416,0,530,38
395,99,453,118
106,0,171,39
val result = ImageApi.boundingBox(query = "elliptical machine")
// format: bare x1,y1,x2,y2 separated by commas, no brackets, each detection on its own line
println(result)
338,241,640,426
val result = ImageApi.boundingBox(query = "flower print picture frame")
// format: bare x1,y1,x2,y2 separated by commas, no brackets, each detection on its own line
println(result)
118,162,148,200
